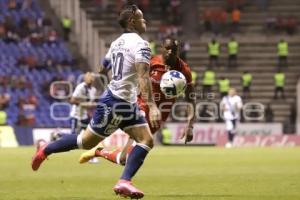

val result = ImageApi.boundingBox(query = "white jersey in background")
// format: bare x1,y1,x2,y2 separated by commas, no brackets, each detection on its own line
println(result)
106,33,151,103
70,82,97,120
220,95,243,120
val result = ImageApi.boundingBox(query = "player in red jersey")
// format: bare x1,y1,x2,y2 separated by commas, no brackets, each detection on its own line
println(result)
79,37,196,165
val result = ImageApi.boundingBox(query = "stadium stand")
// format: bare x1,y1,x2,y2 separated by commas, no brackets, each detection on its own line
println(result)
192,0,300,127
0,0,82,127
77,0,300,130
197,0,299,35
79,0,162,41
1,0,299,132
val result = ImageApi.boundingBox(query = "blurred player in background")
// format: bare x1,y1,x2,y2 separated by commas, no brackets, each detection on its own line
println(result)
79,37,195,165
32,4,160,199
50,72,99,163
220,88,243,148
69,72,97,135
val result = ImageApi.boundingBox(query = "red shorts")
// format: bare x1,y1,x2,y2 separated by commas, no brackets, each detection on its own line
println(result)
137,97,170,134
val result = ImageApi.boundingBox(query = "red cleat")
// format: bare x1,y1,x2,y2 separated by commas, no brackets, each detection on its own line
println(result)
113,180,144,199
31,143,48,171
98,148,121,164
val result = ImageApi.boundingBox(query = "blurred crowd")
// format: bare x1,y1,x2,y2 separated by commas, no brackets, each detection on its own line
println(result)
200,0,298,35
0,0,80,127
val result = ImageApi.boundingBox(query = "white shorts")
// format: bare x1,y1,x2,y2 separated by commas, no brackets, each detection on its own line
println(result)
225,119,237,132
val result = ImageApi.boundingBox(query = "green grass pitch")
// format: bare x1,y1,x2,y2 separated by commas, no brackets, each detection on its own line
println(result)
0,147,300,200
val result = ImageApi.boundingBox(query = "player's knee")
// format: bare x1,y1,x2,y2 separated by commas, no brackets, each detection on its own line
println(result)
81,130,102,149
147,139,154,149
134,134,153,149
127,126,154,148
141,136,154,149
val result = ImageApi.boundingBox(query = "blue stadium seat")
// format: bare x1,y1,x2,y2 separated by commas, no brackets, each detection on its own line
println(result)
0,0,83,127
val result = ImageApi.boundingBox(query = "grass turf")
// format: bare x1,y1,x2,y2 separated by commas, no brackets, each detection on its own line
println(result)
0,147,300,200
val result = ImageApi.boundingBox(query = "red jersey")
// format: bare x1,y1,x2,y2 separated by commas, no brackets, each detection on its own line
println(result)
138,55,192,134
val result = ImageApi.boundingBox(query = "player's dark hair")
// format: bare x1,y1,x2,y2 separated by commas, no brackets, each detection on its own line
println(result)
118,4,138,29
163,37,179,55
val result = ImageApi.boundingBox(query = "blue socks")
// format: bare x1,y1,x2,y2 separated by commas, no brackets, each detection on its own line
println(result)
121,144,150,181
44,134,79,156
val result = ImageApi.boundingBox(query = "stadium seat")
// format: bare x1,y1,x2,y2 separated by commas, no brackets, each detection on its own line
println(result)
0,0,83,126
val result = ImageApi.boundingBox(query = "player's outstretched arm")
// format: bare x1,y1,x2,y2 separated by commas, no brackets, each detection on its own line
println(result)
180,84,196,143
136,62,161,129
